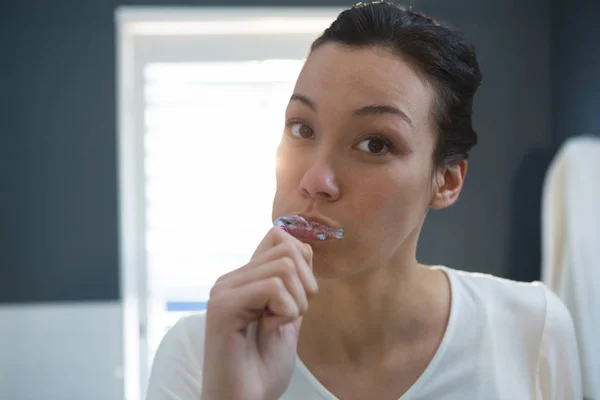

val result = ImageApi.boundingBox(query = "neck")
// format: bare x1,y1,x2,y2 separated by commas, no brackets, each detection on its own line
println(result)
298,258,448,367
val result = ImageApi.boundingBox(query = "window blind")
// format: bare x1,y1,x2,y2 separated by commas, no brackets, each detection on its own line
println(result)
142,60,304,356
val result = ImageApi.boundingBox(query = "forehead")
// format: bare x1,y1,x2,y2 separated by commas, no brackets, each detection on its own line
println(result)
293,43,433,122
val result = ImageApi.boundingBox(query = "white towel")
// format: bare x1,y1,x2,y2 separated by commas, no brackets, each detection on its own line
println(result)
542,135,600,399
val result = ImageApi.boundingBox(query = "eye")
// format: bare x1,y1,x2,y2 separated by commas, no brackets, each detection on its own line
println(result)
356,136,393,155
289,122,314,139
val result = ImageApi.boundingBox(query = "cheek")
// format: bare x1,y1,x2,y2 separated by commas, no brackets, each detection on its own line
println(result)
272,147,301,212
348,165,432,232
274,149,300,191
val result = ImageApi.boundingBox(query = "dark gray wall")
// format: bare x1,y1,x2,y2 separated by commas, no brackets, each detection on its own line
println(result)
505,0,600,283
552,0,600,142
416,0,554,282
0,0,562,302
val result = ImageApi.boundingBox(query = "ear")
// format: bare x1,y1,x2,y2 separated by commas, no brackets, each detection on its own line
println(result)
430,160,468,210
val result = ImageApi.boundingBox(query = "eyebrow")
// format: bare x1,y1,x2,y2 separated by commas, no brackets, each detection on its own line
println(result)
290,93,414,128
290,93,316,111
354,104,414,128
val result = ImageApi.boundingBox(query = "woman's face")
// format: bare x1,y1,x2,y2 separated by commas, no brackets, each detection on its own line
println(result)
272,43,447,277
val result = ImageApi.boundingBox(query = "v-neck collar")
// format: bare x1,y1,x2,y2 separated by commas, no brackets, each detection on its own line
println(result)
293,266,459,400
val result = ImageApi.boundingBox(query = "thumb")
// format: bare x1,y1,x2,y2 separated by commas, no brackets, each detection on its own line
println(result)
259,313,304,337
292,315,304,337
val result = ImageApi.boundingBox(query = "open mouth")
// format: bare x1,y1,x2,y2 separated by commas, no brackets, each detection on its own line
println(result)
274,215,344,241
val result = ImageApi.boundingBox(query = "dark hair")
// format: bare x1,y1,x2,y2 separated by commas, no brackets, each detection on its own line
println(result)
311,1,482,166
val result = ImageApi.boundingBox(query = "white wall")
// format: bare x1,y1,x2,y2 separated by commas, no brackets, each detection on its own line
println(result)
0,302,123,400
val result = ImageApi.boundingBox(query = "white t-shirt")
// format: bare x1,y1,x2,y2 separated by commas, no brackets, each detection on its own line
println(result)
145,267,582,400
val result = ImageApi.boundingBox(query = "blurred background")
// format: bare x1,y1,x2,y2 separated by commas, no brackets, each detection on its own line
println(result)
1,0,598,399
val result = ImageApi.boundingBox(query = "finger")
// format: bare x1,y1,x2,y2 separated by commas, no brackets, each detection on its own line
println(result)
212,277,299,332
216,227,314,288
209,227,286,288
259,312,303,335
222,257,309,314
254,243,317,296
300,242,313,269
219,243,317,296
251,226,288,259
214,227,289,284
257,224,313,264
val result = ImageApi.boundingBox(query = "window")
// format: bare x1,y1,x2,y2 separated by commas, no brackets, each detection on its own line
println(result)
143,59,304,351
116,8,339,400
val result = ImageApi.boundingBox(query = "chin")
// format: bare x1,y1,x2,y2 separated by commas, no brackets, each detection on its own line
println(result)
311,254,359,280
310,254,336,279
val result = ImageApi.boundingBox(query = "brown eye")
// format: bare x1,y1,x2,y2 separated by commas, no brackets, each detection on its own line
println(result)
368,140,384,153
290,123,314,139
357,137,391,155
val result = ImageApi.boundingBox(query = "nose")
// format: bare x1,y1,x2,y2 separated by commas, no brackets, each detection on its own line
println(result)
299,157,340,201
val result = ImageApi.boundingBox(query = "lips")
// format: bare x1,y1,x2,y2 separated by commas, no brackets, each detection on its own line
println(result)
274,214,345,241
298,214,342,231
286,227,327,241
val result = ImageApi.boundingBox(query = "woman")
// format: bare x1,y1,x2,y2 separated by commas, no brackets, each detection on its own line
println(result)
146,2,582,399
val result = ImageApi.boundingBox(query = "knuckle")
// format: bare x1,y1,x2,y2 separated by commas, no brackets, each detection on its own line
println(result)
284,242,302,260
281,240,294,253
270,225,285,239
268,276,285,294
212,276,223,285
280,256,296,275
304,243,313,258
298,297,309,314
289,240,308,258
299,304,308,315
209,283,222,299
205,295,226,317
212,273,230,289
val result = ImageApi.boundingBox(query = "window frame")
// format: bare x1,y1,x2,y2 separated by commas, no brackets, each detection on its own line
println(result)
115,7,341,399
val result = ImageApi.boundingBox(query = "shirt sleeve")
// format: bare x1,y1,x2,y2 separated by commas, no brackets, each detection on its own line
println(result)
145,317,204,400
536,285,583,400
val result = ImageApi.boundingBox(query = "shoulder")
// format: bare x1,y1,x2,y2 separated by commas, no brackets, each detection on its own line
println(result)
442,267,563,344
447,268,574,327
145,312,207,399
156,311,206,354
533,282,582,397
445,267,549,318
440,267,582,397
159,311,207,363
537,284,577,344
443,267,581,391
536,286,582,397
